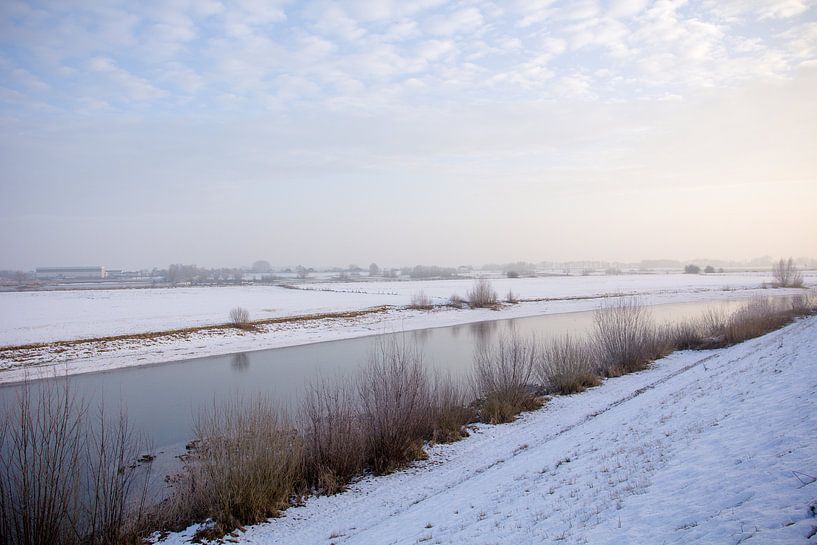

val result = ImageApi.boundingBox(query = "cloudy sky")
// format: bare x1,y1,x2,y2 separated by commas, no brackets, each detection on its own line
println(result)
1,0,816,269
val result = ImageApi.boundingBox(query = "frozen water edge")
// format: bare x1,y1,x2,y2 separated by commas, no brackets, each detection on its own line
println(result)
155,315,817,545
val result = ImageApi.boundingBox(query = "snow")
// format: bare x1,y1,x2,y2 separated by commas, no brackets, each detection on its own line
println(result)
0,273,797,346
0,285,390,345
0,273,813,384
156,316,817,545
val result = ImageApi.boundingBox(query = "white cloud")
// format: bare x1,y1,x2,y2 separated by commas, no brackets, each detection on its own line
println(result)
784,22,817,59
341,0,447,22
707,0,813,20
2,0,817,114
416,39,455,61
426,7,484,36
160,63,204,93
11,68,49,91
308,5,367,42
607,0,650,18
87,57,166,101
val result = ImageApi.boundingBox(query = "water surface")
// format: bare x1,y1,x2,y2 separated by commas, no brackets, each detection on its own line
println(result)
0,298,751,454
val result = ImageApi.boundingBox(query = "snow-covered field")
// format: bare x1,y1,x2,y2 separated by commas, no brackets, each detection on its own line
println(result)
0,273,813,384
157,315,817,545
0,272,801,346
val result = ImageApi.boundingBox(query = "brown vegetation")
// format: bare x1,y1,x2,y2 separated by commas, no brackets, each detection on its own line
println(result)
229,306,252,330
301,378,365,494
0,381,152,545
357,339,433,474
467,278,498,308
537,335,601,395
473,333,542,424
409,291,434,310
448,294,465,309
591,298,670,376
771,258,804,288
167,398,304,537
5,293,815,542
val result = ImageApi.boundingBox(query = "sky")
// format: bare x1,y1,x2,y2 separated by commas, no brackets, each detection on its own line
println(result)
1,0,816,270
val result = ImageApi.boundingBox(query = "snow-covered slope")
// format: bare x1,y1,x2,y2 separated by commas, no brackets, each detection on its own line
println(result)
159,316,817,545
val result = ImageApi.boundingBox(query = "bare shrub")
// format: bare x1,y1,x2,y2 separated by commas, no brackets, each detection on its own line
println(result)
448,294,465,309
357,339,433,474
300,378,365,494
410,290,434,310
468,278,498,308
699,307,728,337
536,335,601,395
772,258,804,288
0,381,152,545
678,296,816,350
228,307,252,330
169,397,304,536
718,297,803,346
666,321,702,351
592,298,667,376
505,290,518,304
428,374,475,443
473,333,541,424
791,291,816,315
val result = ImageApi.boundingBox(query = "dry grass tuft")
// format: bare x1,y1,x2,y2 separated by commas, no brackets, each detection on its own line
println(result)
707,296,812,348
468,278,498,308
301,378,365,494
592,298,669,376
357,339,433,474
428,374,476,443
537,335,601,395
229,307,253,330
473,333,541,424
168,397,304,536
448,294,465,309
410,291,434,310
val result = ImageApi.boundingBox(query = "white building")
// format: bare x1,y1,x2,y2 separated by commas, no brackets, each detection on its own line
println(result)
35,266,107,280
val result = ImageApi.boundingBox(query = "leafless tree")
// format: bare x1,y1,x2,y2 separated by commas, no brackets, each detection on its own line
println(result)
229,307,251,329
772,258,804,288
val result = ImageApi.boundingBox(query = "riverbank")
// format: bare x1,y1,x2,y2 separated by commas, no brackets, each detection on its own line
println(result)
0,274,811,383
155,314,817,545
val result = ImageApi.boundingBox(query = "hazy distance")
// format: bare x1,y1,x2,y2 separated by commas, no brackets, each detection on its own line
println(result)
1,1,816,269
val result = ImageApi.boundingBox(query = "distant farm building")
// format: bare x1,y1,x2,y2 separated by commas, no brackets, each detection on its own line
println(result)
35,266,107,280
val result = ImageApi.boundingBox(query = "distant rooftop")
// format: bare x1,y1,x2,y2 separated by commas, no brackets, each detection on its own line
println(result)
36,266,104,272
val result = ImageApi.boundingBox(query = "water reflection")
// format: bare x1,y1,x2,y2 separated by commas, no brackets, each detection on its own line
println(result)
469,320,498,344
411,328,432,345
231,353,249,372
